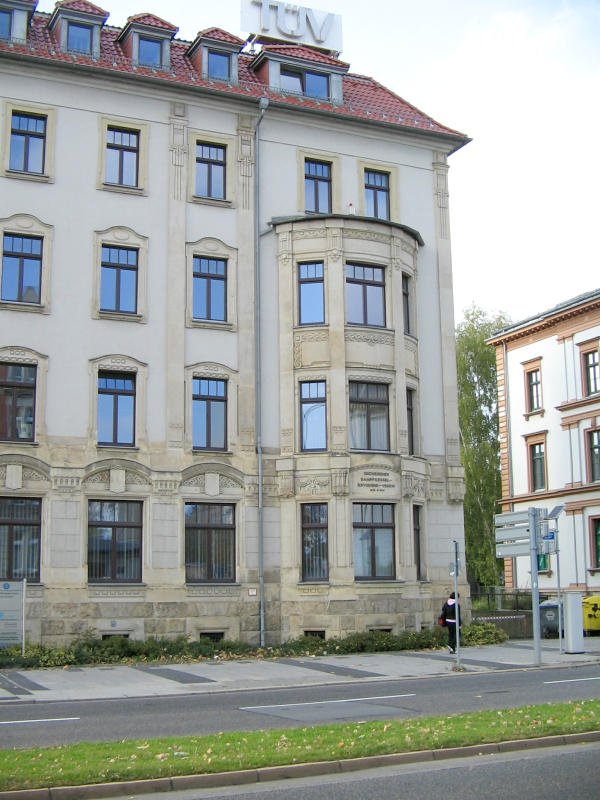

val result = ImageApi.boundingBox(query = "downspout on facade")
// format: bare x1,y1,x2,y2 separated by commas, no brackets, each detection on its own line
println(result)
254,97,269,647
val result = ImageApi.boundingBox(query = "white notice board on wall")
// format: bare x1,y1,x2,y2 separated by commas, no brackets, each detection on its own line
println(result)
0,581,25,649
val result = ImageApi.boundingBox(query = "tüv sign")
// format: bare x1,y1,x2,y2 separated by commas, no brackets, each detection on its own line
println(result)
241,0,343,51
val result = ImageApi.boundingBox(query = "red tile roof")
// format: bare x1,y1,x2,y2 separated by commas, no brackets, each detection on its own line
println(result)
0,12,468,146
54,0,109,15
124,13,178,32
256,43,349,70
195,27,245,46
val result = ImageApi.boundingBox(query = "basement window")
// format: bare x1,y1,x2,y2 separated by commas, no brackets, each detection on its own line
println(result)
199,631,225,643
303,629,326,639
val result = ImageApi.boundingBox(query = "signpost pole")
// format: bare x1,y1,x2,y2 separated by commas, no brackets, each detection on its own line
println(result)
453,540,461,669
529,507,542,667
21,578,26,657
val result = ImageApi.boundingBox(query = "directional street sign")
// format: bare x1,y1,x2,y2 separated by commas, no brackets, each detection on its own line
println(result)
495,509,532,558
496,541,531,558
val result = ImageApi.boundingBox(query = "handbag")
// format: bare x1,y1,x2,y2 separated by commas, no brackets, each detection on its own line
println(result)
438,615,445,626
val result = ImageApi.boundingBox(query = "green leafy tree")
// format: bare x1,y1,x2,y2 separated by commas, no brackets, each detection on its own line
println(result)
456,306,510,590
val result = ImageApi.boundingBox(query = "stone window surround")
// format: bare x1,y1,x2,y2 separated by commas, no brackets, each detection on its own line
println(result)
0,213,53,314
89,354,148,451
185,237,238,330
405,381,419,457
347,371,395,453
522,356,543,418
0,345,48,446
524,430,548,493
586,425,600,485
357,159,399,220
2,101,57,183
296,373,328,453
578,338,600,398
97,116,149,195
188,129,236,207
92,226,149,323
296,148,341,216
184,362,239,454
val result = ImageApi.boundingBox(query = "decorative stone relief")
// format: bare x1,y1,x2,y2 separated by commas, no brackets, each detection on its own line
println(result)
238,127,254,209
332,468,349,496
52,474,81,492
447,477,466,503
153,479,180,495
344,229,389,244
345,330,394,346
277,231,293,267
331,426,347,454
446,437,461,464
293,330,329,368
205,473,219,496
23,468,49,484
402,472,429,499
182,474,206,491
297,476,330,496
327,228,343,261
0,347,40,363
84,470,110,486
0,466,6,485
293,228,327,240
110,468,126,494
278,472,295,498
169,117,188,201
125,470,150,488
280,428,294,454
220,475,243,492
433,152,450,240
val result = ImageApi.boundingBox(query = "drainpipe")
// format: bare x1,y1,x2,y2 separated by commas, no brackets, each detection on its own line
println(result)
254,97,269,647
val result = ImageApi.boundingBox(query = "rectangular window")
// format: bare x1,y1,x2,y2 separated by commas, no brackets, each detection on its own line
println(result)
529,440,546,491
345,263,385,327
97,372,135,446
281,69,328,99
406,387,415,455
185,503,235,582
105,127,139,187
301,503,328,581
193,257,226,321
138,36,162,67
353,503,395,580
592,518,600,569
1,234,42,304
207,50,230,81
67,22,92,53
0,10,11,40
88,500,142,582
305,159,331,214
300,381,326,451
584,350,600,396
298,262,324,325
526,368,542,412
364,170,390,220
100,246,138,313
402,273,411,334
9,112,46,174
349,381,389,451
193,378,227,450
195,143,226,199
0,363,36,442
0,497,41,581
589,429,600,483
413,505,423,581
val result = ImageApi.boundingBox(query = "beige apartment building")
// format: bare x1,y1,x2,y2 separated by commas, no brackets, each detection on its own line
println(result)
490,290,600,593
0,0,468,645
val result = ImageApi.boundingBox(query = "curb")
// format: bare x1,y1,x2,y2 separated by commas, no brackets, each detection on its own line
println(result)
2,731,600,800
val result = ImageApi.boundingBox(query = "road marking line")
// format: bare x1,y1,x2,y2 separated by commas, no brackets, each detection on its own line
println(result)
241,693,416,710
0,717,80,725
544,677,600,685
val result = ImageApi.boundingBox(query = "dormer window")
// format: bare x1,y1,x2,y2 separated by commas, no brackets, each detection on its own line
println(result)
138,36,162,67
117,14,178,72
281,68,329,100
67,22,92,54
0,9,11,40
47,1,108,59
207,50,230,81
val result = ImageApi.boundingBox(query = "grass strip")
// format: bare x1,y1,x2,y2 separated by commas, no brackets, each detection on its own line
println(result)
0,699,598,791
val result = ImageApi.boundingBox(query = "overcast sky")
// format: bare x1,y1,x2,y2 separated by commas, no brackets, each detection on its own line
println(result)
35,0,600,325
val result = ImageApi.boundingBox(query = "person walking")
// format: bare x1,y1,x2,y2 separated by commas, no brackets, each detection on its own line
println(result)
440,592,461,653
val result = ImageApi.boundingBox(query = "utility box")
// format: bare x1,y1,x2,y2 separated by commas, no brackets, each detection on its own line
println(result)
582,596,600,635
539,599,563,638
564,592,584,654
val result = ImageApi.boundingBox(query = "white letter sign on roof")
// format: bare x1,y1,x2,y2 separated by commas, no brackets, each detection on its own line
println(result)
241,0,343,52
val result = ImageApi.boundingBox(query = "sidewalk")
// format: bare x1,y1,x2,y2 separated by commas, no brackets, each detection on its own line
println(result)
2,637,600,704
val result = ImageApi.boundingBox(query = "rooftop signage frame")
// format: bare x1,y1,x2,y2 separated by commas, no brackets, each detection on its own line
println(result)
241,0,343,52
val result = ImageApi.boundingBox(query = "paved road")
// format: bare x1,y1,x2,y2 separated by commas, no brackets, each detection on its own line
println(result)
2,664,600,748
1,638,599,750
